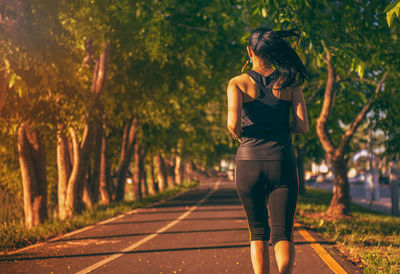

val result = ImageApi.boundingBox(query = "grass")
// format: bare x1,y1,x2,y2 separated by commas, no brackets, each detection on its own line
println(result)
296,187,400,274
0,181,198,253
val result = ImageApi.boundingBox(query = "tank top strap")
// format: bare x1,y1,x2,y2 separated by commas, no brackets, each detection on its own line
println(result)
245,70,279,89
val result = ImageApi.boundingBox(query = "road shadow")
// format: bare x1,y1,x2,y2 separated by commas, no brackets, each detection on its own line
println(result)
0,239,337,263
51,228,249,243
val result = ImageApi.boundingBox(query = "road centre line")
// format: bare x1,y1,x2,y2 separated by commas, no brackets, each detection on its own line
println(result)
76,181,221,274
294,223,347,274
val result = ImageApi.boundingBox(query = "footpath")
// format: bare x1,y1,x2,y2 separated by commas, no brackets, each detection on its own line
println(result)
313,182,400,216
0,177,360,273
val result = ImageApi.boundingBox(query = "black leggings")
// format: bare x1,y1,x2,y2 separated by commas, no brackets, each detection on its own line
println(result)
235,160,298,245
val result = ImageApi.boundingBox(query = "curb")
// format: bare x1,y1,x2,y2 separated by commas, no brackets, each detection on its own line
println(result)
295,219,363,273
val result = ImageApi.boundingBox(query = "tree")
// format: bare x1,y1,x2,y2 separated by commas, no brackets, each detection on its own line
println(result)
259,0,398,216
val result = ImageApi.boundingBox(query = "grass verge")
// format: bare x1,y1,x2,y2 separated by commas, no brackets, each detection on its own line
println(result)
0,181,198,253
296,187,400,274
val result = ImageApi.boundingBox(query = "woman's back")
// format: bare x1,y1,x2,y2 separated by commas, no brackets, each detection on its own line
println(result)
236,70,295,161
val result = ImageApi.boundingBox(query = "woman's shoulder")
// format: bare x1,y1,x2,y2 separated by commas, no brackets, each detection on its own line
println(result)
228,73,254,89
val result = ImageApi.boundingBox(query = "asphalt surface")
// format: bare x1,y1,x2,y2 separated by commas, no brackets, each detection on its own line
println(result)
0,178,360,273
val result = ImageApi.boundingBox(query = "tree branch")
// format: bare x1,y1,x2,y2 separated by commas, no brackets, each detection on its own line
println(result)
0,70,7,113
337,76,380,86
336,71,389,157
316,49,336,157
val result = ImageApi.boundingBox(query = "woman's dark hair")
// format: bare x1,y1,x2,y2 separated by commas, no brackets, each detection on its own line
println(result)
249,27,310,89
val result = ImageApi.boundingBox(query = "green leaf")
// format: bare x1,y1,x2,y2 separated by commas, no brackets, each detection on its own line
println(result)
386,0,400,27
261,8,267,18
356,63,365,79
16,85,23,97
8,73,16,88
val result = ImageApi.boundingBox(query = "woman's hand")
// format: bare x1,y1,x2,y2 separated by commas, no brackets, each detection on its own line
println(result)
290,86,309,134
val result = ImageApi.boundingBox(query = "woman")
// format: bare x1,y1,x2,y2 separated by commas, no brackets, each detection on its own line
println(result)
226,28,309,274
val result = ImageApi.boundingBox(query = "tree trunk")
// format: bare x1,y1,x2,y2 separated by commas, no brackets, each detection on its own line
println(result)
141,163,148,197
154,154,168,191
57,131,71,219
149,160,158,194
81,179,94,210
315,50,388,217
296,145,306,195
174,155,183,185
0,70,7,114
184,161,193,183
132,142,141,200
99,121,111,205
389,160,399,216
57,41,109,219
327,157,350,216
165,157,175,188
140,147,148,197
90,118,103,203
18,123,48,228
115,117,138,201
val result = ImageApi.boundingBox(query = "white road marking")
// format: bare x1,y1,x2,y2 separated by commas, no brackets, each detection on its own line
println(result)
76,181,221,274
1,187,197,256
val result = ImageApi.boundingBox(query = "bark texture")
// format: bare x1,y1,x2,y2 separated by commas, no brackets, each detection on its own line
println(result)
389,161,399,216
184,161,193,183
0,71,7,114
132,142,141,200
327,157,350,215
18,123,48,228
149,160,158,194
139,147,148,197
154,154,168,191
165,157,175,188
115,117,138,201
174,155,183,185
99,121,111,205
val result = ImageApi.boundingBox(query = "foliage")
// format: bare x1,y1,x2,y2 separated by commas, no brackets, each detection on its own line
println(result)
0,0,247,216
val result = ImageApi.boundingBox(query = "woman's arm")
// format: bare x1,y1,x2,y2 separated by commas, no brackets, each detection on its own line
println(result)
227,78,243,140
290,86,309,134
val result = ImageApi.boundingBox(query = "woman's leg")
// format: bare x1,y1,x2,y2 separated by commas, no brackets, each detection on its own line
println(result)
251,240,270,274
274,240,295,273
235,160,270,274
266,161,298,273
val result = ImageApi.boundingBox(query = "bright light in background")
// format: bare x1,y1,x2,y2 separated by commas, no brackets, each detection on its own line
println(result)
348,168,357,178
319,163,328,173
220,160,228,169
127,178,132,184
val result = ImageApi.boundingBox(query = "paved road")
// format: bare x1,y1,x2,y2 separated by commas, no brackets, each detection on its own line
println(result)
0,178,359,273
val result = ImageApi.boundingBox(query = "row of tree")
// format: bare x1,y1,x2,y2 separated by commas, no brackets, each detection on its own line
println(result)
0,0,246,227
1,0,400,229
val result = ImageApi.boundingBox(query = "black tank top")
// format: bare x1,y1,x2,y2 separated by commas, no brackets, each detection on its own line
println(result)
235,70,296,161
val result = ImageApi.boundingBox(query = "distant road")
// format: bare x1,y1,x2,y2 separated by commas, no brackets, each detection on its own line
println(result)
312,181,400,215
0,178,359,273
